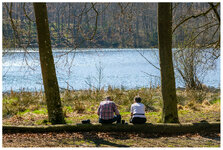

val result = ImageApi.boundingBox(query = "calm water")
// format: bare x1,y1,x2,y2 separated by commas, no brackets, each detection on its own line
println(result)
2,49,220,92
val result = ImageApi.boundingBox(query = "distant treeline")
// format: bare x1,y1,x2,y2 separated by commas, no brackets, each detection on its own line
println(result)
2,3,218,49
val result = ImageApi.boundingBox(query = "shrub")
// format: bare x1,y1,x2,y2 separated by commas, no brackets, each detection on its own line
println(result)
3,91,42,117
186,90,206,103
61,90,73,104
177,94,187,105
209,98,220,104
73,101,85,113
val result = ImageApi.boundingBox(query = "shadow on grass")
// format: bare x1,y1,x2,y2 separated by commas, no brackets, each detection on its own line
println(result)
134,131,220,143
81,132,130,147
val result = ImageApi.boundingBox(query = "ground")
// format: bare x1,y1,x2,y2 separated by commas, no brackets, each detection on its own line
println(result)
2,88,221,147
3,132,220,147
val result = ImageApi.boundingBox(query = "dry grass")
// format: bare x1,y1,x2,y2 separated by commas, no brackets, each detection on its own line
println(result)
2,87,220,125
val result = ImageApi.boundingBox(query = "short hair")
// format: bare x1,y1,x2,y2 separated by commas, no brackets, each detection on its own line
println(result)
134,96,141,103
105,96,111,100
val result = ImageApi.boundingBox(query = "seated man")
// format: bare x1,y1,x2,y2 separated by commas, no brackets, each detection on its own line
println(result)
97,96,121,124
130,96,147,124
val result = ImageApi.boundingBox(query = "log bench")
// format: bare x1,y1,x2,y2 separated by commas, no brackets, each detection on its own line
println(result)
3,122,220,134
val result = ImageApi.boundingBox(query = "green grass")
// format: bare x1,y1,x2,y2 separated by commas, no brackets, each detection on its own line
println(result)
209,98,220,104
35,119,49,125
2,88,220,125
17,109,30,115
120,112,131,115
178,110,190,115
64,118,74,124
32,108,47,115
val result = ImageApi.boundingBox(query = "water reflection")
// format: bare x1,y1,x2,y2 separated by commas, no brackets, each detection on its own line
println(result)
2,49,220,92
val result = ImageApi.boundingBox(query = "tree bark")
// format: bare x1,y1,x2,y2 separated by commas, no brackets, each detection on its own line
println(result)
33,3,65,124
158,3,179,123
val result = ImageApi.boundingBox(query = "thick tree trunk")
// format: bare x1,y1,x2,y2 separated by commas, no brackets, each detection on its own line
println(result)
158,3,179,123
33,3,65,124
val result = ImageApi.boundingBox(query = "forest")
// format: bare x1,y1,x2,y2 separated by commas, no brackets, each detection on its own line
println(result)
2,2,221,148
2,3,220,49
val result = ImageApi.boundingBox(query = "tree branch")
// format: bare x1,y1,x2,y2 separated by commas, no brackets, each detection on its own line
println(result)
208,2,220,23
136,49,160,70
173,3,220,33
4,3,21,47
23,3,34,22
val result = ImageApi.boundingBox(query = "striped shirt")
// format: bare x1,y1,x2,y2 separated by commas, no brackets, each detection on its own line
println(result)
97,100,120,120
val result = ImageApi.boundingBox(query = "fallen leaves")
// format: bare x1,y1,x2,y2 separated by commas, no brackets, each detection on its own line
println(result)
3,132,220,147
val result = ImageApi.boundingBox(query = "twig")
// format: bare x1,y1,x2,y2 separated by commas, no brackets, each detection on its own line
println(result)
136,49,160,70
173,3,220,33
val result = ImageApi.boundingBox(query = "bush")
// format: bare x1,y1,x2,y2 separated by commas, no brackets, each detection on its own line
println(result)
177,95,187,105
73,100,85,113
186,90,206,103
3,91,42,117
74,103,85,113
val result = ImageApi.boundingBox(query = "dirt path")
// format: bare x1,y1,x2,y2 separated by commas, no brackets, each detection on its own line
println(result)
3,132,220,147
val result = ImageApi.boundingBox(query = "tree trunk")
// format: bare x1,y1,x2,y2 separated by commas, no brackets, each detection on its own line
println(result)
33,3,65,124
158,3,179,123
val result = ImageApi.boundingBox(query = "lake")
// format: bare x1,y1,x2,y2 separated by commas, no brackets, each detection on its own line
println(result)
2,49,220,92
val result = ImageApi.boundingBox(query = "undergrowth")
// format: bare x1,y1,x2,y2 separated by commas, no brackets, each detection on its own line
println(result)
2,87,220,125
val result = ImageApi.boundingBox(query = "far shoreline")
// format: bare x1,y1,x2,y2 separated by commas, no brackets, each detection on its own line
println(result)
2,48,159,53
2,47,217,53
2,86,220,94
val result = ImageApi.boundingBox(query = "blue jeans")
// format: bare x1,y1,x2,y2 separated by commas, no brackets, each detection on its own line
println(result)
99,115,121,124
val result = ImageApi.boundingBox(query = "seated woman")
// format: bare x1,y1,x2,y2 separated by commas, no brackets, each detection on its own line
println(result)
130,96,147,124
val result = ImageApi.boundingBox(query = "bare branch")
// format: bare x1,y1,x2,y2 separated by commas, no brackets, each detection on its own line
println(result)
208,2,220,23
23,3,34,22
88,3,99,40
136,49,160,70
4,3,21,47
117,3,130,15
173,3,220,33
141,71,160,78
194,22,217,29
183,23,219,48
4,3,32,50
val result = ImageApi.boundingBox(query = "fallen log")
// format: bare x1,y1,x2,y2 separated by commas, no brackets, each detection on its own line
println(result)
3,122,220,134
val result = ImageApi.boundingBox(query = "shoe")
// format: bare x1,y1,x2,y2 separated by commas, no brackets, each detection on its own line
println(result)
82,119,90,124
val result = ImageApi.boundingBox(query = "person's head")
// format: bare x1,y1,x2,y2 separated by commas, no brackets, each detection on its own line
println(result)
105,96,111,101
134,96,141,103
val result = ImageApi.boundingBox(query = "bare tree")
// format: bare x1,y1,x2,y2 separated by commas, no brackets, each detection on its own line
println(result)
174,33,217,90
172,3,220,90
158,3,179,123
33,2,65,124
172,3,220,58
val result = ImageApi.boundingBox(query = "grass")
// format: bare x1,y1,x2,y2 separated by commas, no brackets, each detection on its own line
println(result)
32,108,48,114
209,98,220,104
2,87,220,126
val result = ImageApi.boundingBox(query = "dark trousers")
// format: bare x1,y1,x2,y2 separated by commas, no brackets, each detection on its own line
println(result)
130,117,147,124
99,115,121,124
